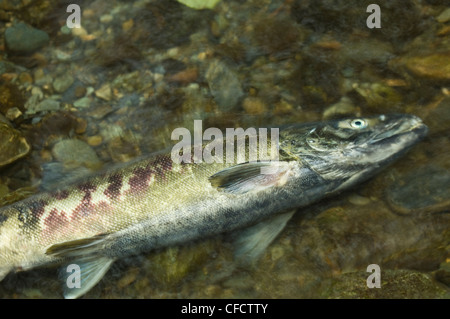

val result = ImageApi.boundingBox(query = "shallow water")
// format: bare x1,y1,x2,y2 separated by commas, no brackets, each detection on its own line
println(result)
0,0,449,299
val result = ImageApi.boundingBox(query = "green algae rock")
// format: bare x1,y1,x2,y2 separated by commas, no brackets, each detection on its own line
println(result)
177,0,221,10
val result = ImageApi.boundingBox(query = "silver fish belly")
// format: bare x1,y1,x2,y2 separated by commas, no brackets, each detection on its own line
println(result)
0,114,428,298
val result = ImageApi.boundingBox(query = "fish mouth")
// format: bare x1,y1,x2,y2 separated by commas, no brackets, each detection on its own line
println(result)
368,115,428,145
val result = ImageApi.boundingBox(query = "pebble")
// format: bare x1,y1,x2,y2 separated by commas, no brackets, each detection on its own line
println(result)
75,118,87,134
348,194,371,206
436,8,450,23
273,99,294,115
0,123,30,167
73,96,92,108
71,26,88,37
52,139,101,168
60,25,71,35
242,97,267,114
167,68,198,84
18,72,33,84
99,14,113,24
177,0,221,10
122,19,134,32
4,22,49,54
206,59,243,111
87,135,103,146
33,68,45,82
5,107,22,121
107,135,141,163
95,83,112,101
26,98,60,115
31,86,44,99
74,86,87,98
35,73,53,86
87,104,113,119
437,25,450,36
53,73,75,93
54,49,72,61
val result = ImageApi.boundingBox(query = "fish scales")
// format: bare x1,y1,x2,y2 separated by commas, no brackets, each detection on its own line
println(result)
0,114,428,298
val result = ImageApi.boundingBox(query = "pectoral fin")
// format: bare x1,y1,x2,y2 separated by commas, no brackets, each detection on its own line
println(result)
209,161,294,194
46,235,115,299
233,210,296,262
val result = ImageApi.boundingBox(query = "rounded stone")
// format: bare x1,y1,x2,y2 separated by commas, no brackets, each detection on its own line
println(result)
52,139,100,168
0,123,30,167
5,22,49,54
386,165,450,215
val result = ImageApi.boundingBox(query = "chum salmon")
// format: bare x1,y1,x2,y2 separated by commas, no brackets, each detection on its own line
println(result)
0,114,428,298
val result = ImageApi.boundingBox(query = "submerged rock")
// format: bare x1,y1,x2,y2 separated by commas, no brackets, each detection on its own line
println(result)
0,83,25,114
0,123,30,167
177,0,221,10
436,8,450,23
390,52,450,81
386,165,450,216
322,96,358,120
53,73,75,94
52,139,101,169
145,241,214,286
434,261,450,287
320,269,448,298
426,97,450,135
206,59,243,111
5,22,49,54
352,82,402,112
242,97,267,115
26,98,60,115
289,195,449,276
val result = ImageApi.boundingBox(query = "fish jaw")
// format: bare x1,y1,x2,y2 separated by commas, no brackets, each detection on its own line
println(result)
280,114,428,182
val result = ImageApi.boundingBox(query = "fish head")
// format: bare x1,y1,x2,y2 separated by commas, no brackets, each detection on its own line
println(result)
279,114,428,183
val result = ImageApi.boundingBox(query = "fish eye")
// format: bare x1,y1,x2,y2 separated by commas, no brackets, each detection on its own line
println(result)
350,119,367,129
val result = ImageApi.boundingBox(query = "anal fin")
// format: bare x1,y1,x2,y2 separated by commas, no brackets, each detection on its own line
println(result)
46,235,115,299
233,210,296,262
62,256,115,299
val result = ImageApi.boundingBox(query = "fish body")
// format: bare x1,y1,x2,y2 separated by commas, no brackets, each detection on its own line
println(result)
0,114,427,298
